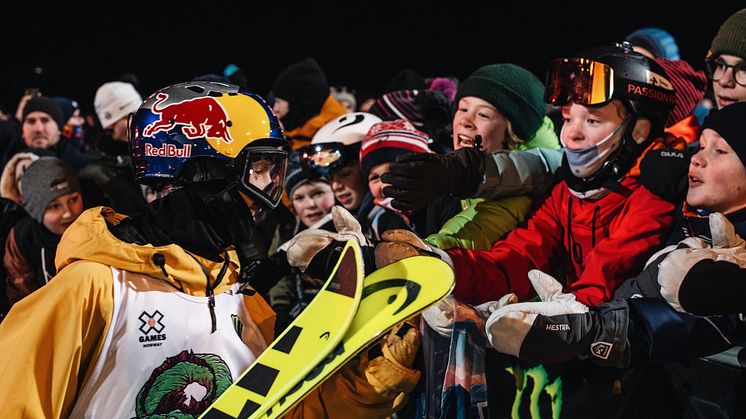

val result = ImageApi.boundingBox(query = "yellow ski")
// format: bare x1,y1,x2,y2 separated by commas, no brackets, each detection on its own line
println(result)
263,256,454,418
201,240,364,419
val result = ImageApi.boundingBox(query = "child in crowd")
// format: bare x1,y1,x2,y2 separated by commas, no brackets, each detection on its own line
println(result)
4,157,83,307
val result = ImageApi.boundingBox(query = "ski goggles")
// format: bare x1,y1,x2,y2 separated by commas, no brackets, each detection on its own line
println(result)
238,146,287,209
297,142,354,176
545,58,615,106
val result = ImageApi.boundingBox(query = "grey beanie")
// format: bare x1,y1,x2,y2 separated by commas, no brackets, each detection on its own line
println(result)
20,157,81,223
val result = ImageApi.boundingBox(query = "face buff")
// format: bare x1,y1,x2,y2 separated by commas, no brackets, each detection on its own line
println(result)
562,118,629,179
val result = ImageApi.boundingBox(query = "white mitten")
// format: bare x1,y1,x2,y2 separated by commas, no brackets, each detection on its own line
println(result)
485,270,588,355
285,205,369,272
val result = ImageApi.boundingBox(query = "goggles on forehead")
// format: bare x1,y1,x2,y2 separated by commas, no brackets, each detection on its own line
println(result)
238,146,287,209
297,142,353,176
545,58,615,106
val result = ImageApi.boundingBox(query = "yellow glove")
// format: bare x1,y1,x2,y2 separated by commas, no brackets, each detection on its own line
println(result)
364,323,422,401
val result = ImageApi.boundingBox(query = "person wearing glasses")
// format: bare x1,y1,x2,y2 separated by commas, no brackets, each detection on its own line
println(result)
706,9,746,110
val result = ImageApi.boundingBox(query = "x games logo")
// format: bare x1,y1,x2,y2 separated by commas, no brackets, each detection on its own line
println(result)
138,310,167,347
139,310,165,334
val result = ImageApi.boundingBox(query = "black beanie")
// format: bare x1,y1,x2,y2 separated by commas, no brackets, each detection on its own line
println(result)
272,58,329,110
701,102,746,168
23,96,65,129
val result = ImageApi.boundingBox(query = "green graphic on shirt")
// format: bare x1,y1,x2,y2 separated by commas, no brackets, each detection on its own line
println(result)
133,350,233,418
505,364,563,419
231,314,243,339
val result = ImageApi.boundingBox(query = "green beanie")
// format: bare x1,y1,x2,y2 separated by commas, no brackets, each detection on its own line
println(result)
455,63,546,140
708,9,746,60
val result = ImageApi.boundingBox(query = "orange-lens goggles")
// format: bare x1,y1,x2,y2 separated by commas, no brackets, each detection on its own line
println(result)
545,58,614,106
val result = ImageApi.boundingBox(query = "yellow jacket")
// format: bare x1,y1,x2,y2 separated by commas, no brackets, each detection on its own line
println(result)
0,207,417,418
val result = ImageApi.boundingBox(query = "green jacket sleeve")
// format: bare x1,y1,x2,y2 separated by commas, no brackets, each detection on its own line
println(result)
425,196,533,251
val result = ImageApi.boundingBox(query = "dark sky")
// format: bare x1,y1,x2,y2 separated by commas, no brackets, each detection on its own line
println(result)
1,1,743,114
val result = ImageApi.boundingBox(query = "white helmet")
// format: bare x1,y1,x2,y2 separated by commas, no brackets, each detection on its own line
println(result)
311,112,382,146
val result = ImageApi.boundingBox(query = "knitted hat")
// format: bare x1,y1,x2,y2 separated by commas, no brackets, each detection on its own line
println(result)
20,157,80,223
455,63,546,140
23,96,65,129
655,58,707,127
359,119,432,177
52,97,80,123
94,81,142,129
701,102,746,169
708,9,746,60
369,90,424,127
272,58,329,109
285,151,325,196
625,27,680,60
383,69,426,94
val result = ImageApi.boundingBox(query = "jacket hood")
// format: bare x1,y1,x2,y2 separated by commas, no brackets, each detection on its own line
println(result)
56,207,240,296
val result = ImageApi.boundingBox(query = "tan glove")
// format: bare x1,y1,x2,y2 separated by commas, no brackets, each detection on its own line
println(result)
286,205,369,272
374,229,453,269
364,323,422,400
659,212,746,312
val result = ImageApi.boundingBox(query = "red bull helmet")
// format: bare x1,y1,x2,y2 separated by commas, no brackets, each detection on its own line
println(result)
130,81,289,208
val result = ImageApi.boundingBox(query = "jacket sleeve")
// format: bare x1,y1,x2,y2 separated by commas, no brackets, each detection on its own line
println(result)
567,187,674,306
4,227,39,306
286,353,419,419
425,196,533,251
446,184,565,305
475,148,563,200
0,260,114,419
626,298,746,366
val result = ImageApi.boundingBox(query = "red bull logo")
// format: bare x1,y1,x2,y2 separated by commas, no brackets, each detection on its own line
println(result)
143,93,233,143
145,143,193,158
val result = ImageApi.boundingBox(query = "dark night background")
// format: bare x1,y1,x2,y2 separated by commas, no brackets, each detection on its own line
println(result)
1,1,744,115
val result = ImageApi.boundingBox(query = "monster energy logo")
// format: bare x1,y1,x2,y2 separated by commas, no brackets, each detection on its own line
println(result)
505,364,563,419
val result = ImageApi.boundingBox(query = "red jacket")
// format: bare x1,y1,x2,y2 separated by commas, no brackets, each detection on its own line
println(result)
446,176,675,307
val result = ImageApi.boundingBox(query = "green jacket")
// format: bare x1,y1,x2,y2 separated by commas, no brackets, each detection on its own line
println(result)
425,117,560,250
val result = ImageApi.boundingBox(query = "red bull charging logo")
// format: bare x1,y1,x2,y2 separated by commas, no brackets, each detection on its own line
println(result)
142,93,234,143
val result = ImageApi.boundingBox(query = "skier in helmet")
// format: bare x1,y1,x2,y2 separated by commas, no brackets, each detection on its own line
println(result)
0,82,420,418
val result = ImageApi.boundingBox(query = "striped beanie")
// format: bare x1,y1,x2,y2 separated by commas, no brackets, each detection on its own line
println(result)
369,90,424,127
655,58,707,127
359,119,432,177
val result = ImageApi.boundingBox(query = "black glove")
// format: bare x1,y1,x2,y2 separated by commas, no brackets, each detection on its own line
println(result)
381,147,486,211
639,148,692,203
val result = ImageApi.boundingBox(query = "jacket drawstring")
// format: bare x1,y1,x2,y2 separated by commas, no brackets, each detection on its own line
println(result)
152,253,185,292
591,205,600,248
41,247,51,284
567,197,601,265
186,251,229,334
567,197,583,265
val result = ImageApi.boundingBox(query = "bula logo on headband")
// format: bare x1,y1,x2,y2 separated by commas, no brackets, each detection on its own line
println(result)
145,143,193,158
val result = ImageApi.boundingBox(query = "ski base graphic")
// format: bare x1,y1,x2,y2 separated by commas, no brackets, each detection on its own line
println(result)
200,240,363,419
245,256,453,418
